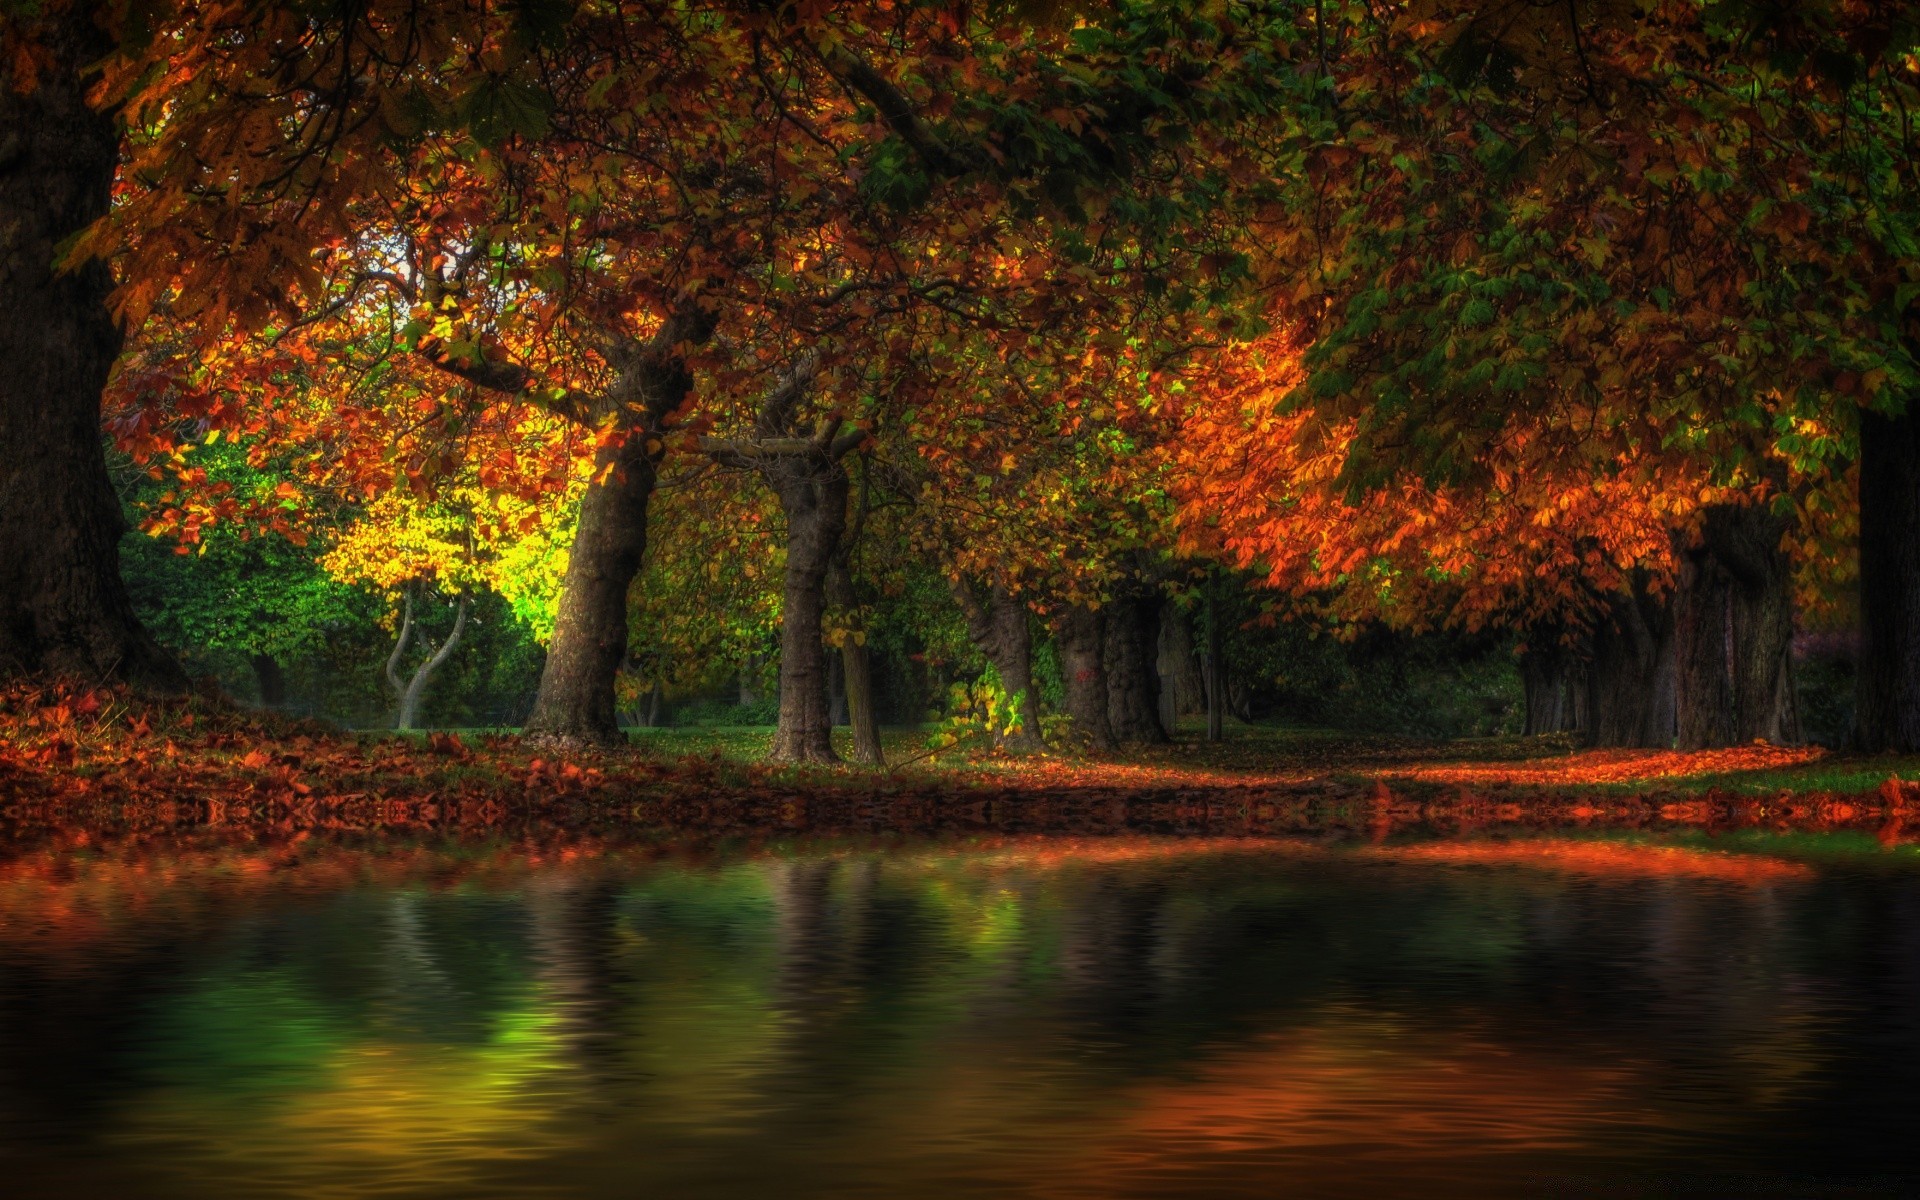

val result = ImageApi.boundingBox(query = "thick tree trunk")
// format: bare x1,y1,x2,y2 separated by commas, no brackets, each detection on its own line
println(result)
1673,533,1736,750
522,434,657,745
1673,503,1801,748
1105,591,1169,744
956,580,1044,753
251,654,287,709
1518,632,1579,736
1157,606,1203,731
1857,402,1920,751
1584,584,1676,749
1053,604,1117,751
766,460,847,763
0,13,182,690
827,561,883,766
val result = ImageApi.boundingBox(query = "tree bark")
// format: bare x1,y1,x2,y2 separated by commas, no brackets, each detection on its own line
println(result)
521,432,657,745
1584,583,1677,749
643,674,663,728
0,11,182,690
1054,604,1118,751
1105,590,1169,744
766,458,848,763
1518,631,1579,735
1672,531,1736,750
956,580,1045,753
504,308,713,746
1157,605,1203,733
1857,402,1920,751
827,560,884,766
1675,502,1801,747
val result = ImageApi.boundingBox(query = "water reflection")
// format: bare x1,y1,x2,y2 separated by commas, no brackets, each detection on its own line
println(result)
2,818,1919,1198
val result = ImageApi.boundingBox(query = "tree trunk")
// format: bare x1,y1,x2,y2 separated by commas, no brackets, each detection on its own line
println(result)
1054,604,1118,751
1721,514,1799,746
0,12,182,690
1672,532,1736,750
521,434,656,745
1584,583,1676,749
1159,606,1204,720
956,580,1044,753
1856,403,1920,751
643,675,663,728
1518,632,1578,736
766,459,847,763
390,594,468,731
827,560,883,766
1204,582,1224,742
1105,591,1169,744
1674,502,1801,747
739,654,763,706
826,643,849,726
251,653,287,709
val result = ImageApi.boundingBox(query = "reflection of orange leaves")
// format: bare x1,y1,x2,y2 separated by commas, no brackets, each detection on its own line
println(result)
1397,744,1824,787
1368,839,1813,885
1058,1022,1642,1195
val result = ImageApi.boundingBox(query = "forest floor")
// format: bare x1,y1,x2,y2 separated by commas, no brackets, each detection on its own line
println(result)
8,682,1920,834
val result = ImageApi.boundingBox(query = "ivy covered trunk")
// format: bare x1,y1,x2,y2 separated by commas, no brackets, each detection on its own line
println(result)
1054,604,1117,751
1105,591,1168,744
522,435,658,745
0,11,181,689
827,560,884,766
957,581,1043,754
766,459,848,763
1584,583,1676,749
1856,404,1920,752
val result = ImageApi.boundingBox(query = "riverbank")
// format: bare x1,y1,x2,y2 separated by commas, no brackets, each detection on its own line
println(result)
7,682,1920,819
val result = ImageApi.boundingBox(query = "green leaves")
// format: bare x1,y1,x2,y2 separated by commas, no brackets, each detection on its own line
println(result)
457,75,553,149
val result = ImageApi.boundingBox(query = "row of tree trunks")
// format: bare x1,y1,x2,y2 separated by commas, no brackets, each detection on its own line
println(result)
955,580,1046,753
0,10,183,690
1857,402,1920,752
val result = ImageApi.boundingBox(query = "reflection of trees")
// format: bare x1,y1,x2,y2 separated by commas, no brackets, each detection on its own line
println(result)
1,834,1918,1193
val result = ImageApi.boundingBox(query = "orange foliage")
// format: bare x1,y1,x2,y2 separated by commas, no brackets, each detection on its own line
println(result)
1369,839,1814,885
1170,328,1709,635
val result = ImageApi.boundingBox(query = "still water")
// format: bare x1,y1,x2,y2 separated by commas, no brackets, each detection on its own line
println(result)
3,817,1919,1198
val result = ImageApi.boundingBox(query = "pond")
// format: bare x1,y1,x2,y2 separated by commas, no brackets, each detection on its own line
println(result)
3,810,1919,1198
